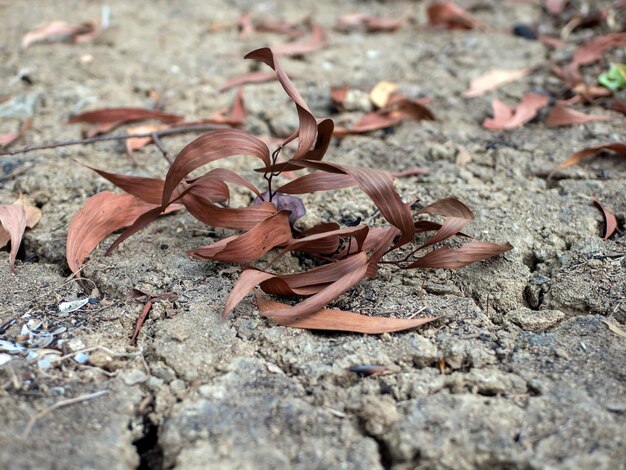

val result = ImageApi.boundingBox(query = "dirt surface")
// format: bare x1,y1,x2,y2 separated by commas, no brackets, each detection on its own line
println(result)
1,1,625,469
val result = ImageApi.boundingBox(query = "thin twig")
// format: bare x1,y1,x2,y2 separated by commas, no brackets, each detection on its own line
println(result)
22,390,108,438
0,123,228,157
151,132,172,165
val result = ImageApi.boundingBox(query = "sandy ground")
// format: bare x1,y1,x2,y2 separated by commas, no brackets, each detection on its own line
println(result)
1,0,625,469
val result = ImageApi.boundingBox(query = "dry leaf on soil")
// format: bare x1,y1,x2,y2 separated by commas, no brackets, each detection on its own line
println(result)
335,14,402,33
257,296,437,333
463,68,531,98
272,21,327,56
427,1,488,30
553,142,626,170
22,20,100,49
0,204,26,272
482,93,549,130
591,197,617,240
545,101,612,127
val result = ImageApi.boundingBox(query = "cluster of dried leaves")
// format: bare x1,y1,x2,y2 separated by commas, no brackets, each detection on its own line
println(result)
64,48,511,334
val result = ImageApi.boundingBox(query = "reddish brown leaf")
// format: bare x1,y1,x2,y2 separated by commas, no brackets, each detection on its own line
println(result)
0,203,27,272
591,197,617,240
21,20,100,49
405,242,513,269
130,299,153,345
218,72,281,92
125,124,169,153
66,191,166,274
291,160,416,246
245,47,318,159
463,68,531,98
482,93,549,130
554,142,626,170
69,107,183,125
277,171,357,194
257,296,437,333
334,14,402,33
0,195,41,250
188,210,292,263
545,102,612,127
161,128,271,207
271,21,327,57
183,197,278,231
427,2,488,30
415,198,473,249
85,166,166,205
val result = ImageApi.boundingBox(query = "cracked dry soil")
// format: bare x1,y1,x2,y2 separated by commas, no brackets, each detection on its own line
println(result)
1,1,625,469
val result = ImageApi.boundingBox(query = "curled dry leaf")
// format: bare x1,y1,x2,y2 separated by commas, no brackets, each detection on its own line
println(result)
545,102,612,127
553,142,626,171
69,107,183,125
0,195,41,271
0,204,26,272
257,296,437,333
427,1,488,30
22,20,100,50
334,14,402,33
463,68,531,98
482,93,549,130
591,197,617,240
67,46,511,334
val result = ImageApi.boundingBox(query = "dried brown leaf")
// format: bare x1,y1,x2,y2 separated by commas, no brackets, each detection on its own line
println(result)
592,197,618,239
257,296,437,333
0,195,41,250
427,2,488,30
69,107,183,125
271,21,327,57
218,72,281,92
406,242,513,269
188,210,292,263
463,68,531,98
0,203,26,272
22,20,100,49
334,14,402,33
545,102,612,127
482,93,549,130
162,128,271,207
66,191,165,274
554,142,626,170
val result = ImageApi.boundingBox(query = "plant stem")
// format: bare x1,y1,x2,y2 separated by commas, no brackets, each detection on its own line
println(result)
0,123,228,157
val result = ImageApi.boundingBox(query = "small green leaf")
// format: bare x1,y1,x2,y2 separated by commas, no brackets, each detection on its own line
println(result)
598,63,626,92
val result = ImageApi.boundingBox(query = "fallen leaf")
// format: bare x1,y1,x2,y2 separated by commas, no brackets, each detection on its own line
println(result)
69,107,183,125
463,68,531,98
482,93,549,130
0,203,26,272
545,102,612,127
591,197,617,239
334,14,402,33
553,142,626,170
610,100,626,115
218,71,279,92
272,21,327,56
257,296,437,333
427,1,488,30
22,20,100,49
0,195,40,259
369,81,399,108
